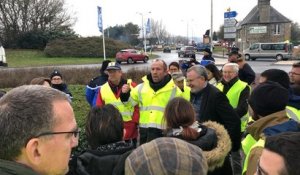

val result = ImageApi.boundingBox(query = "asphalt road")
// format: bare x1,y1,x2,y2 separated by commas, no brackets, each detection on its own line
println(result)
0,51,297,73
117,51,296,73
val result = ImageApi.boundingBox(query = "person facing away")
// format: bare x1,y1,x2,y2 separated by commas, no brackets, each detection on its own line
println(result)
67,104,135,175
227,49,255,85
163,97,232,174
85,60,111,106
125,137,208,175
258,69,300,121
241,81,299,175
205,63,222,86
30,77,51,87
95,62,139,144
0,85,79,175
202,48,215,62
49,69,73,101
186,65,241,175
121,59,183,145
255,132,300,175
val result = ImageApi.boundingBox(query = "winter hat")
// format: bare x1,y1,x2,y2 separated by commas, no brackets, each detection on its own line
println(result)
106,62,121,70
100,60,111,74
260,69,290,89
171,72,185,82
203,48,212,54
50,70,62,79
248,81,289,117
125,137,208,175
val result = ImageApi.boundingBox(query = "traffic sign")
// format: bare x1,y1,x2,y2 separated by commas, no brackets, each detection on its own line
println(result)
224,11,237,18
224,33,236,39
224,18,237,27
224,27,236,33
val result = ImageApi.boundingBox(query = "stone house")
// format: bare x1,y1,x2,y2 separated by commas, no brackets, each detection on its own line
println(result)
236,0,291,50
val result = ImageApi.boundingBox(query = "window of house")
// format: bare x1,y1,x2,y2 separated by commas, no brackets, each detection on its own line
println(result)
273,24,280,35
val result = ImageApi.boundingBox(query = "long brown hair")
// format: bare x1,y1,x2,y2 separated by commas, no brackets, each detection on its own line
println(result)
163,97,200,140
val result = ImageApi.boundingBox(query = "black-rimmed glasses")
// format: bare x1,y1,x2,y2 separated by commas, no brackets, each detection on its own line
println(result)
289,71,300,76
34,128,81,138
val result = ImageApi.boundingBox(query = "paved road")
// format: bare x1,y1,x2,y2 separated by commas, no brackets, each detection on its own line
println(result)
0,51,298,73
118,51,297,73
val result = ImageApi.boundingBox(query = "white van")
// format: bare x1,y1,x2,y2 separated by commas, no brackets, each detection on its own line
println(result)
243,42,293,61
0,45,7,67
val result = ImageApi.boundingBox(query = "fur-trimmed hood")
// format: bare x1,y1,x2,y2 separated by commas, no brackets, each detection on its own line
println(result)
202,121,232,171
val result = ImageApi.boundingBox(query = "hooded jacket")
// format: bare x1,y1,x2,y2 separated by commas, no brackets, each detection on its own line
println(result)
242,110,296,175
67,141,134,175
166,121,232,173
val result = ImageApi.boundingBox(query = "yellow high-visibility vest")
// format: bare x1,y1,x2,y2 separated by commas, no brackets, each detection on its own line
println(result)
242,138,265,174
129,76,182,129
101,79,133,122
286,106,300,122
217,79,250,131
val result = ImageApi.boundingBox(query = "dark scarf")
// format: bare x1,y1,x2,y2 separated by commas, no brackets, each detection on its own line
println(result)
147,74,172,92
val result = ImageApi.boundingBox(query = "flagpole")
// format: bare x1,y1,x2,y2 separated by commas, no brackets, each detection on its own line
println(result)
98,6,106,60
102,31,106,60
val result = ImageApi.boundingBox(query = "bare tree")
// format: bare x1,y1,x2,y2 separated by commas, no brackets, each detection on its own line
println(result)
150,19,169,44
0,0,74,47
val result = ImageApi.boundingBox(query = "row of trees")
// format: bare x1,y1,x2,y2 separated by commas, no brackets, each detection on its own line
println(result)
1,0,300,49
0,0,77,49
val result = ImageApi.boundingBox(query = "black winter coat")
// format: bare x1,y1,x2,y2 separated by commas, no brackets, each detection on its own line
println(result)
67,141,134,175
190,83,241,152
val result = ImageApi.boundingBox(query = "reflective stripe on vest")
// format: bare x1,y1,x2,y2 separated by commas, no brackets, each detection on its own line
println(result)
286,106,300,122
242,138,265,174
217,80,250,131
100,80,134,122
134,78,180,129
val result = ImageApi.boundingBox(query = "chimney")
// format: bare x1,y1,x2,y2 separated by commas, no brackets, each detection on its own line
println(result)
258,0,270,22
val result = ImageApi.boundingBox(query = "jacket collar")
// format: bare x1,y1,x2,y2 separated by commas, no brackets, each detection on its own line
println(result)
247,110,290,140
0,159,39,175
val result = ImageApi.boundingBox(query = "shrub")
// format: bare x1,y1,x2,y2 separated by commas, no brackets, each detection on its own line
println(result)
44,37,132,58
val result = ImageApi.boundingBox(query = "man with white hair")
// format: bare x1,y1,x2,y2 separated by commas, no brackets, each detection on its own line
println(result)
217,63,250,175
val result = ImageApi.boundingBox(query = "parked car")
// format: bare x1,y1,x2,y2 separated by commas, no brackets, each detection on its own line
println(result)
178,46,196,58
163,46,171,53
176,44,184,50
115,49,149,64
243,42,293,61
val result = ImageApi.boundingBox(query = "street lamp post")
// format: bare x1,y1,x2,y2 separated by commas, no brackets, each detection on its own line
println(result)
137,11,151,53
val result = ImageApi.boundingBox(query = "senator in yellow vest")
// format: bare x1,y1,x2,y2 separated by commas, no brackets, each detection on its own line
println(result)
217,63,250,132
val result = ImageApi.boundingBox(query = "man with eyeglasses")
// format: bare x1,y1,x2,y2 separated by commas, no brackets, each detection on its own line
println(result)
186,65,241,175
255,132,300,175
0,85,79,175
289,62,300,86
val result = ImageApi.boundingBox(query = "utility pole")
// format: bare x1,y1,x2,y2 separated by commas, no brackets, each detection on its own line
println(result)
210,0,214,52
137,11,151,53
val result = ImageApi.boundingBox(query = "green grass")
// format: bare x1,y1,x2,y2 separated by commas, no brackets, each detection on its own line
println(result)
6,49,112,67
6,49,158,67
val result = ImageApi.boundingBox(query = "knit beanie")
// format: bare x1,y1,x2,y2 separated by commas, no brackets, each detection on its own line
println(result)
248,81,289,117
50,70,62,79
125,137,208,175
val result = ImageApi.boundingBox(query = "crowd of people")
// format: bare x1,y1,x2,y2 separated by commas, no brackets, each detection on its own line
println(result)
0,48,300,175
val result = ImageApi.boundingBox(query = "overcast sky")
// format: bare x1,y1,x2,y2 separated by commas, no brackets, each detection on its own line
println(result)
65,0,300,38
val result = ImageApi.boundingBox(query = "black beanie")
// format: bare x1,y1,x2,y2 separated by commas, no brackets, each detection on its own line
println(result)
50,70,62,79
248,81,289,117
